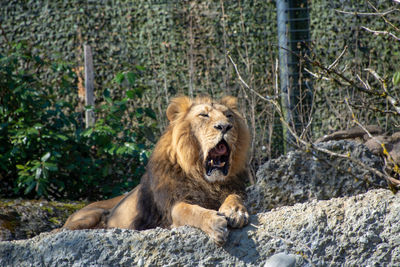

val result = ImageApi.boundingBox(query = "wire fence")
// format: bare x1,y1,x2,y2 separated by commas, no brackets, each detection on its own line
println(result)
1,0,399,170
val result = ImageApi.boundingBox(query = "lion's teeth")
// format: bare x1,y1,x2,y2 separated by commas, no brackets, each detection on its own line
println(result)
208,159,225,168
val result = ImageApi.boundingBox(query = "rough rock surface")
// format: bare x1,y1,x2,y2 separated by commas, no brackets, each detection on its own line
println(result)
1,189,399,266
247,140,386,213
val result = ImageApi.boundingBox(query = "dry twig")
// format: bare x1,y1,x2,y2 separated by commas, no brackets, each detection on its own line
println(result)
335,9,400,17
228,54,400,189
361,26,400,41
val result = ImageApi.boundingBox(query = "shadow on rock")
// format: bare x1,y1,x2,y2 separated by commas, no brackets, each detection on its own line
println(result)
224,216,262,265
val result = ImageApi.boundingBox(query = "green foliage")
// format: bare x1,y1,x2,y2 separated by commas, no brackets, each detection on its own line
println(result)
1,0,398,169
0,44,156,200
0,0,280,161
393,71,400,86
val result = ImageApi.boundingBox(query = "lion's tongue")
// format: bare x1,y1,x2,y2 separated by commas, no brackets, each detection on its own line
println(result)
210,143,227,157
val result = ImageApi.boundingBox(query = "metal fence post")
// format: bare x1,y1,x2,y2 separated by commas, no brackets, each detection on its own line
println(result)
276,0,312,152
276,0,292,152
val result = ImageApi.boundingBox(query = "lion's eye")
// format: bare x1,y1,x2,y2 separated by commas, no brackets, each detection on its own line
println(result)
199,113,209,118
226,113,233,118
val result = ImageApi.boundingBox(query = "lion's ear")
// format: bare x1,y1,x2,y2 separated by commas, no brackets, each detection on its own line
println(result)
167,96,192,121
220,96,238,110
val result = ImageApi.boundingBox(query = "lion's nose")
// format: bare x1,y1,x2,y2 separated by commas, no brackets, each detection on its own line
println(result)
214,123,232,134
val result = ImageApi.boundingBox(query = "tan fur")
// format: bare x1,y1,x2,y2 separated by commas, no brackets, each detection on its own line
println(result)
60,194,125,230
106,185,141,229
59,95,251,245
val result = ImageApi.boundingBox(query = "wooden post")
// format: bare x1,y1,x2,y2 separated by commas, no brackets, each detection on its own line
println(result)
84,45,95,128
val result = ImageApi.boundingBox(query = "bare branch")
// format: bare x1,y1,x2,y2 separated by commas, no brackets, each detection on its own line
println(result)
328,46,348,70
335,8,400,17
361,26,400,41
365,68,400,115
304,68,331,81
227,52,278,102
366,0,400,32
345,99,400,182
228,53,400,189
302,54,400,116
356,74,371,91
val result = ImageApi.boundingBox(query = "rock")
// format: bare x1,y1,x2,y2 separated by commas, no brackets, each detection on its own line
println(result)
316,125,400,173
247,140,386,213
0,189,399,266
0,199,86,241
264,252,296,267
364,133,400,166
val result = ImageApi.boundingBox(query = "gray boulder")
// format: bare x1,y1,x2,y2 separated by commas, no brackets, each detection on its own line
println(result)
264,252,296,267
1,189,399,266
247,140,386,213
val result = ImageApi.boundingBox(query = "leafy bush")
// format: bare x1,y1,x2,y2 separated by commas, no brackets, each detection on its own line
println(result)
0,43,156,200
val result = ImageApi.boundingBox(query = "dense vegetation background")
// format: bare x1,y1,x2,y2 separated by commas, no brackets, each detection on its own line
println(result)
1,0,399,199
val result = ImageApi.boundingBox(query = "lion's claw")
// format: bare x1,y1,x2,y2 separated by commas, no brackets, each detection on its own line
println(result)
203,210,229,245
219,204,249,228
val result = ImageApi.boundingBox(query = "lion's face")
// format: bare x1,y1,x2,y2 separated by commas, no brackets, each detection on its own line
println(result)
187,103,237,182
164,96,250,183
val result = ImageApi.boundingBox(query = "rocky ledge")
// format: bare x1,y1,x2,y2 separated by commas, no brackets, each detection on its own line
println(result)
0,189,399,266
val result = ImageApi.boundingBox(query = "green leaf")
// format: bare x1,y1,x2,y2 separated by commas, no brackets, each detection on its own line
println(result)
44,162,58,172
27,127,39,135
135,65,146,71
103,89,112,103
145,108,156,120
16,164,25,170
24,181,36,195
124,142,138,151
114,73,125,84
35,167,42,179
34,56,44,65
56,134,69,141
41,152,51,162
393,71,400,86
126,72,136,86
82,128,94,137
36,181,47,196
116,146,127,155
126,90,135,99
33,123,43,129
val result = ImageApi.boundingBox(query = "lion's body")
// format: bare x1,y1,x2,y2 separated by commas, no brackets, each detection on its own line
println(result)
61,96,250,244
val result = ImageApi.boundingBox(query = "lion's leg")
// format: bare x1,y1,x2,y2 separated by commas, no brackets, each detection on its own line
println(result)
61,207,107,230
61,194,125,230
171,202,228,245
107,185,141,229
218,194,249,228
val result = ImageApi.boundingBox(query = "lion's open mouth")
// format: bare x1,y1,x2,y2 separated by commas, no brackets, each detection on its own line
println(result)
205,140,230,176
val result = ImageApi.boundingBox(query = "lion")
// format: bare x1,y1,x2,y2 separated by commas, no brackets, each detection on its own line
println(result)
60,95,251,245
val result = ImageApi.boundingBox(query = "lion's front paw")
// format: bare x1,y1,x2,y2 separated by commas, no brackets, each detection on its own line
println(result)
202,210,229,246
218,202,249,228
